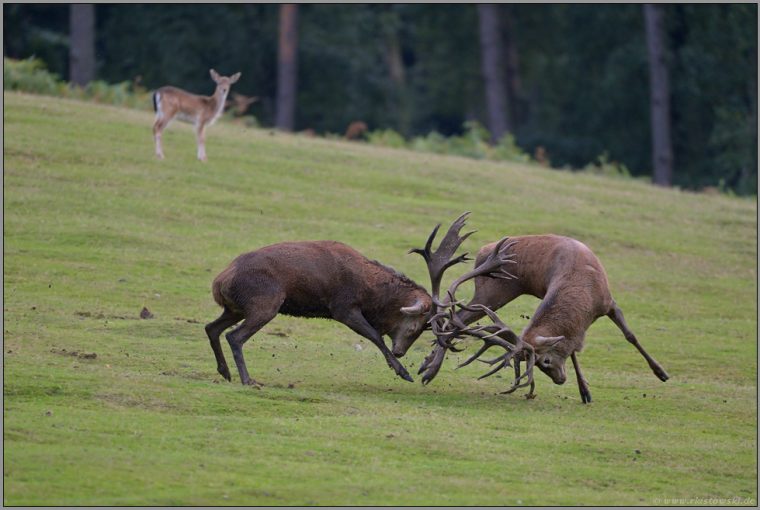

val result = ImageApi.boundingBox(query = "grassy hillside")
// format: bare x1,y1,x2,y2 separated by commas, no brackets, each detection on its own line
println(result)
3,91,757,506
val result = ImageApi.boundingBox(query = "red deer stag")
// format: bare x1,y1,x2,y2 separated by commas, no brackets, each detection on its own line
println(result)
153,69,240,161
205,241,432,386
415,215,671,403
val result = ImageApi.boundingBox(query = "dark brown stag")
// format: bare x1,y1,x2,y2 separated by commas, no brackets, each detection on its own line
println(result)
417,220,671,403
205,241,432,386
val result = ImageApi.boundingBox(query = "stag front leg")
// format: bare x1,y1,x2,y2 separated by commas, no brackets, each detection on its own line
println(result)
338,309,413,382
607,302,670,382
571,352,591,403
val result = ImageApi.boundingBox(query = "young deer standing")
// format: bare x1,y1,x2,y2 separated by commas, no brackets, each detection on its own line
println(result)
152,69,241,161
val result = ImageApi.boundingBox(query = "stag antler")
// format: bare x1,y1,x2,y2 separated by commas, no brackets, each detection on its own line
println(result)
412,214,535,397
409,212,475,383
455,305,536,398
409,211,476,299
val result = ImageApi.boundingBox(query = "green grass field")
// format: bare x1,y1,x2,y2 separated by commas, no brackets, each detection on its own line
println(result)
3,91,757,506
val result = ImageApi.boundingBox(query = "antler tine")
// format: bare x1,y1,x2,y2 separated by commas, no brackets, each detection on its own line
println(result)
456,339,505,369
467,304,519,341
408,223,440,263
409,211,475,298
500,353,536,397
440,236,518,307
477,358,510,380
427,310,449,325
418,344,448,384
435,212,476,271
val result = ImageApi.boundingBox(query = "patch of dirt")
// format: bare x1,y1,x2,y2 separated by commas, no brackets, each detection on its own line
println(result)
50,348,97,360
75,311,130,320
159,369,210,381
174,317,201,324
95,392,176,412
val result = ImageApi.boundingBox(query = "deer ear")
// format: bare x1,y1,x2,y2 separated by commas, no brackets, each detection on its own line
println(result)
400,298,428,316
230,72,241,84
534,335,565,350
210,69,220,82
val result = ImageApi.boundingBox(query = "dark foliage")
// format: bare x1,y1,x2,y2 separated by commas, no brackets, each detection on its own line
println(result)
3,4,756,194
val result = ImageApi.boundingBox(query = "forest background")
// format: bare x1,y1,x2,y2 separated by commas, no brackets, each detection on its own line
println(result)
4,3,757,195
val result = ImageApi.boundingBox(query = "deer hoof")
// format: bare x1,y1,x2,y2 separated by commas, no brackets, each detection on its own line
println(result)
654,366,670,382
397,368,414,383
218,366,231,382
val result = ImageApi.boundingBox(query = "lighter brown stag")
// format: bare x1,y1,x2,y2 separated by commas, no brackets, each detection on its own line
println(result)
415,214,670,403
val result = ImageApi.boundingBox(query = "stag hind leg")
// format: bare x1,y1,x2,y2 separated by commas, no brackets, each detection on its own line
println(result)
225,293,285,386
607,301,670,382
205,307,243,381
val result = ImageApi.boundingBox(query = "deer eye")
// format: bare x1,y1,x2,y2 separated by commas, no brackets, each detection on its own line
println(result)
541,358,551,367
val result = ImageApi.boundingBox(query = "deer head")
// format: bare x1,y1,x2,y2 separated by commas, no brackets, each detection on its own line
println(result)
210,69,241,98
388,293,433,358
532,335,568,384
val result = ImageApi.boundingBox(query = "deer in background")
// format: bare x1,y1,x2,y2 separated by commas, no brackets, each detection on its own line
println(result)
414,214,670,403
152,69,241,161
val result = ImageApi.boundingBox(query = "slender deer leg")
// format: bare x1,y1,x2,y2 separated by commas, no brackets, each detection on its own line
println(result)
337,308,413,382
153,116,169,159
571,352,592,403
205,307,243,381
607,302,670,382
196,123,207,162
225,296,284,386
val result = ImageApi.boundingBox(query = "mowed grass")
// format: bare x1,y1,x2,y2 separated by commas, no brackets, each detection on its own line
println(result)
3,91,757,506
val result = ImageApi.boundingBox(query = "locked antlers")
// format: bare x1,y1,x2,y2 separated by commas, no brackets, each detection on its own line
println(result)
411,213,536,396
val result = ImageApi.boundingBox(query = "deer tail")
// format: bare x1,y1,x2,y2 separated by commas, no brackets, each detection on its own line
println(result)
211,264,236,308
152,91,161,115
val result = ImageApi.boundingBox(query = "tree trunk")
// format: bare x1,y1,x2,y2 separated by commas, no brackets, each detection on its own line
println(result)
644,4,673,187
276,4,299,132
477,4,510,142
69,4,95,87
383,8,410,136
503,6,522,129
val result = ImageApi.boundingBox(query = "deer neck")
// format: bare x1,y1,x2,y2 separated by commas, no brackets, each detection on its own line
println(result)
208,87,229,123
